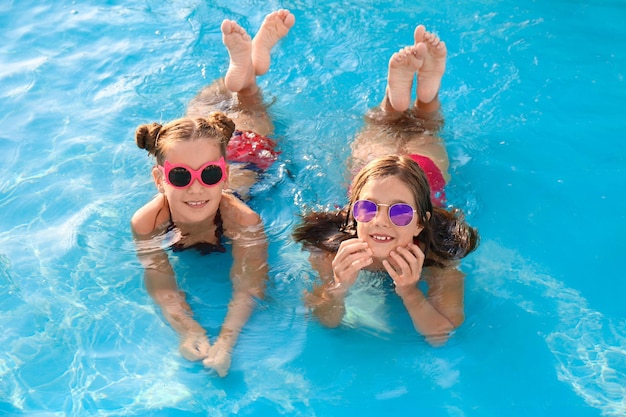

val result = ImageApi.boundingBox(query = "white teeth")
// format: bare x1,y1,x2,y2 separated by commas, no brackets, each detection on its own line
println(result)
187,201,206,206
371,235,393,242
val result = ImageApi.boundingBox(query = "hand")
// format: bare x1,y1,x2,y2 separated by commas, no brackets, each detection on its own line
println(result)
179,332,211,361
331,238,373,293
203,338,232,377
383,243,425,295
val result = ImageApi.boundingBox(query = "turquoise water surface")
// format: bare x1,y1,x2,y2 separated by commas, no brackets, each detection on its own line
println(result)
1,0,625,416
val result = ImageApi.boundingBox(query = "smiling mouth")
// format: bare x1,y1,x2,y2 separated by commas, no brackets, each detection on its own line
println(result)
370,234,394,243
185,200,209,208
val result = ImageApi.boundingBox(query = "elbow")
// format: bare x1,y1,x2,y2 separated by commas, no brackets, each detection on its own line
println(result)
305,290,345,328
423,313,464,347
232,287,264,306
425,333,450,347
248,284,265,300
317,316,342,329
423,324,454,347
151,288,185,307
241,211,263,228
449,310,465,329
311,306,344,329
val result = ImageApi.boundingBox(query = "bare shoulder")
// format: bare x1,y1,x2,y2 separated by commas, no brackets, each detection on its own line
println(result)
424,264,465,328
423,261,464,284
220,192,262,229
131,194,169,236
308,249,335,282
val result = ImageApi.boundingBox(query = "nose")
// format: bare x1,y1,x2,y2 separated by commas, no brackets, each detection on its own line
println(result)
186,177,204,193
371,205,391,227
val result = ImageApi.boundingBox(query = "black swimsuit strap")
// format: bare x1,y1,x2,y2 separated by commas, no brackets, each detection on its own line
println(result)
168,209,226,255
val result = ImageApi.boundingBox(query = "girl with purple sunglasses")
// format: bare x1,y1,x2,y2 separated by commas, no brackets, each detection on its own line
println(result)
294,26,479,346
131,10,295,376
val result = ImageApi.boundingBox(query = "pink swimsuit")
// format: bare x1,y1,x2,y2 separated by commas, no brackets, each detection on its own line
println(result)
226,130,279,170
408,154,447,207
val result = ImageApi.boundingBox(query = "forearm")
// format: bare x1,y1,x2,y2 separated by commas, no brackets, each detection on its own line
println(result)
215,290,257,347
308,281,347,327
396,286,456,345
221,226,268,347
144,269,206,338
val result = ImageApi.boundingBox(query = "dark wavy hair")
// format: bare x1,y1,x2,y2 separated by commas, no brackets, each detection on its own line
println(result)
293,155,479,267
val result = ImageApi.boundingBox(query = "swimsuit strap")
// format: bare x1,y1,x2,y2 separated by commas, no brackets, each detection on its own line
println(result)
168,209,226,255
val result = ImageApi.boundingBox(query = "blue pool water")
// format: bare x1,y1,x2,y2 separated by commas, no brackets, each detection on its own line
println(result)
1,0,625,416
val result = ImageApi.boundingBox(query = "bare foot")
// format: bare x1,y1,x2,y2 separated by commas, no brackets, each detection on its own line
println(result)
179,333,211,361
413,24,426,44
416,30,447,104
222,19,255,93
202,338,232,377
251,9,295,76
386,44,426,112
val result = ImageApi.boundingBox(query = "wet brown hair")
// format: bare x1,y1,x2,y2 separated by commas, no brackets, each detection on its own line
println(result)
345,155,432,233
135,111,236,164
293,155,479,266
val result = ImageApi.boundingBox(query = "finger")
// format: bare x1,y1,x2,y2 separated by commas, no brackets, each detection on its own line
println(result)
382,259,400,280
388,250,412,276
395,246,420,273
336,239,371,262
333,248,372,269
388,248,423,286
334,240,372,268
407,243,425,262
407,244,425,275
343,253,373,276
333,253,372,286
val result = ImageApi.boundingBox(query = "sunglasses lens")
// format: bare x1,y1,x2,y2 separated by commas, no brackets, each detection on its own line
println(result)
201,165,223,185
168,167,192,187
353,200,377,223
389,204,415,226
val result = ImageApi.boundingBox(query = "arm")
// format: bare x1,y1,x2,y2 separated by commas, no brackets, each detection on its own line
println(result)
132,229,211,361
424,265,465,328
395,268,463,346
384,245,463,346
304,238,373,327
203,194,268,376
304,250,347,327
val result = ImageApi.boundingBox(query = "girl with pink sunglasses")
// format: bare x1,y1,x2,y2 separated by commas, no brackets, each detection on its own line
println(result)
294,26,479,346
131,10,295,377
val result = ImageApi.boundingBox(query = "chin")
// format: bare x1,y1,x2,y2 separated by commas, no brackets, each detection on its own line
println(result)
371,248,393,260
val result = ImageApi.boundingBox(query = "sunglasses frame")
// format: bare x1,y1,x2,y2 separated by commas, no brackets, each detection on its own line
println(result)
159,157,227,189
352,199,418,227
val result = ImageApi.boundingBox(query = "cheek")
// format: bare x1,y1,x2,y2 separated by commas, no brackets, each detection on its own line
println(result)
355,222,367,238
397,224,422,246
162,186,181,200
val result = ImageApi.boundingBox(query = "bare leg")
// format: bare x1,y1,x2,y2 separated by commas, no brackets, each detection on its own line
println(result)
382,44,426,112
251,9,295,76
415,29,447,111
221,9,294,110
353,30,447,177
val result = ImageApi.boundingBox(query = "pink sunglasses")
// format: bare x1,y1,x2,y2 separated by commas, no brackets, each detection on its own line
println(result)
159,157,226,189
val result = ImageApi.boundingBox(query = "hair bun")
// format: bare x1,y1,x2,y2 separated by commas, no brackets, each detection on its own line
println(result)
206,111,236,141
135,122,163,155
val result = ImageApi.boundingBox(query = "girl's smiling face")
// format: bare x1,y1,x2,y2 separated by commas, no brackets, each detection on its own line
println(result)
153,139,227,224
355,175,423,260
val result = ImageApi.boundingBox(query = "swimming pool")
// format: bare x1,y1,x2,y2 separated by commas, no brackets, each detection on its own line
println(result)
1,0,625,415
